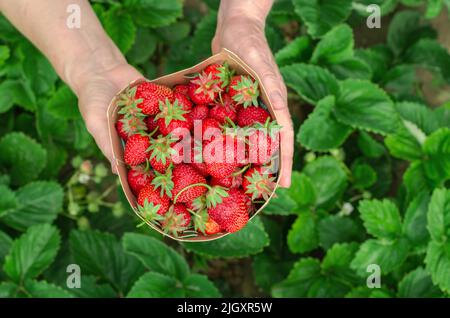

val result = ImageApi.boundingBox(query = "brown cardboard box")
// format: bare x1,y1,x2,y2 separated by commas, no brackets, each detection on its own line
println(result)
107,48,281,242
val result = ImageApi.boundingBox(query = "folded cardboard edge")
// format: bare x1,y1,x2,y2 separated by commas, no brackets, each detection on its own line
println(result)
107,48,282,242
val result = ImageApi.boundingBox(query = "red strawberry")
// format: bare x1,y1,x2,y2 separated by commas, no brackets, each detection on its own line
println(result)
191,162,209,176
188,72,221,104
209,93,237,124
208,188,251,233
173,91,193,112
204,217,222,235
203,134,245,178
124,134,150,166
135,82,173,115
145,116,159,134
211,169,243,189
237,106,270,127
242,166,276,200
161,203,192,237
172,164,208,203
128,164,154,195
189,105,209,122
204,63,232,88
228,75,259,107
247,124,280,165
173,84,190,95
155,99,192,136
201,118,222,137
148,135,177,173
137,184,170,217
116,115,146,141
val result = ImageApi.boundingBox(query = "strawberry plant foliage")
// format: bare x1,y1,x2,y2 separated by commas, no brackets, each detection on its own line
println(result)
0,0,449,298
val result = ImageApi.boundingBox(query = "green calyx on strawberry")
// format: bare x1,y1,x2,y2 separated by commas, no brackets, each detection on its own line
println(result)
173,180,228,209
136,199,165,225
242,166,276,200
161,204,191,237
209,93,237,124
155,99,191,136
229,75,260,107
117,114,147,141
117,86,144,117
247,119,281,165
151,166,174,198
147,134,177,173
204,62,233,88
189,71,222,104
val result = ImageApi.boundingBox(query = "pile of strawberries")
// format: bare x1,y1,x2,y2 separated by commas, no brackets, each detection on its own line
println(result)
115,63,280,238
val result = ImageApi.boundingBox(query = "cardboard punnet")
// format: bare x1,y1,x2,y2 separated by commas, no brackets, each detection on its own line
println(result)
107,48,282,242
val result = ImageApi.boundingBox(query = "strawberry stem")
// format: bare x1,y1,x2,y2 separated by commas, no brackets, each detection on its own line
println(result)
173,183,211,204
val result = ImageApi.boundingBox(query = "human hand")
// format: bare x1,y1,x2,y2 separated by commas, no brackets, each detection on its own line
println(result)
70,58,142,173
212,2,294,187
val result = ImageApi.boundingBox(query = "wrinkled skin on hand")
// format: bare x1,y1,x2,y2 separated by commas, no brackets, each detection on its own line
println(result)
212,15,294,188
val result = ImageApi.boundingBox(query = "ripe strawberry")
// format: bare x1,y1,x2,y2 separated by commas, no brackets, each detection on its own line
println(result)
209,93,237,124
172,164,207,203
204,63,232,88
116,115,146,141
211,169,243,189
173,91,192,112
242,166,276,200
145,116,159,134
117,86,144,118
161,204,192,237
135,82,173,115
247,123,280,165
188,72,221,104
208,188,251,233
124,134,150,166
155,99,192,136
228,75,259,107
189,104,209,122
237,106,270,127
147,134,177,173
173,84,190,95
204,217,221,235
203,134,245,178
191,162,209,177
137,184,170,217
128,164,154,195
201,118,222,136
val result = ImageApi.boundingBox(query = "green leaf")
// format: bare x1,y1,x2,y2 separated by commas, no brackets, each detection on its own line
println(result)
182,218,269,258
0,132,47,186
275,36,312,66
351,238,410,276
0,230,12,266
357,132,385,158
67,275,117,298
406,39,450,83
287,210,319,254
335,79,399,135
70,230,145,294
189,11,217,62
327,57,372,80
425,241,450,293
423,128,450,183
156,21,191,44
0,184,17,218
0,79,36,114
0,181,64,231
322,243,359,281
122,233,189,280
402,192,430,247
103,8,136,54
127,28,157,64
0,282,18,297
427,188,450,243
272,258,321,297
292,0,353,38
263,188,297,215
381,65,418,98
385,124,424,161
280,63,339,105
398,267,442,298
318,215,362,250
356,47,390,82
24,280,73,298
358,199,402,240
303,156,348,209
3,224,60,283
404,162,435,199
396,102,440,135
252,253,294,293
127,272,184,297
287,171,316,209
183,274,221,298
426,0,444,18
387,10,436,56
46,85,80,119
298,95,353,151
311,24,353,65
124,0,183,28
0,45,10,65
351,162,377,189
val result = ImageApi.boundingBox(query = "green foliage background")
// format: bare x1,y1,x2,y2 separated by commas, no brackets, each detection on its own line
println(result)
1,0,450,298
